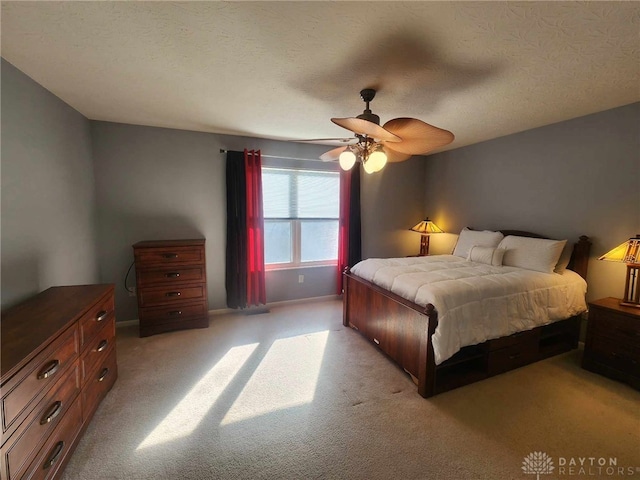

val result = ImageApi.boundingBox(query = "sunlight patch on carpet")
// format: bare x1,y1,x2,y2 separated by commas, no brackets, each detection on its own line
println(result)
137,343,259,450
220,330,329,426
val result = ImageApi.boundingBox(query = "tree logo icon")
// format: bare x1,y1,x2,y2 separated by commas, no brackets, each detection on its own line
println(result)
522,451,555,480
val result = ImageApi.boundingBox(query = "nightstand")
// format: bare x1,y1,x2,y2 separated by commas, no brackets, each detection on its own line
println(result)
582,297,640,389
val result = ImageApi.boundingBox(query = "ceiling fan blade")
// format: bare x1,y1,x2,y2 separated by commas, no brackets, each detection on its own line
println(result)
331,117,401,143
382,145,412,163
320,146,347,162
382,117,454,155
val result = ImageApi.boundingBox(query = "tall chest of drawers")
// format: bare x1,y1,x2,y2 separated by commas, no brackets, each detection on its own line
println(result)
133,239,209,337
1,285,117,480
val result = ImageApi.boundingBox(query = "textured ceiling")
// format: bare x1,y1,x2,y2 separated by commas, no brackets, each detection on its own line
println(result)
2,1,639,154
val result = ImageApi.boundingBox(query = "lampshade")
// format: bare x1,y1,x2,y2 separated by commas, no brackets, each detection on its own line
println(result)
409,218,444,256
410,218,444,235
339,149,357,171
362,158,376,174
598,235,640,263
367,147,387,173
599,234,640,308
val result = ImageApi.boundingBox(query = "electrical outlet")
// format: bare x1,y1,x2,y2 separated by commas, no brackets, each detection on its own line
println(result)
298,275,304,283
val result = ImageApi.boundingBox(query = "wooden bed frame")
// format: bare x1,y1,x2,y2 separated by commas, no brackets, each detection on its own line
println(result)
342,232,592,398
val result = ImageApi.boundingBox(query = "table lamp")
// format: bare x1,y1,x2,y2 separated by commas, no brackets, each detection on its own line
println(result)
599,234,640,308
410,218,444,256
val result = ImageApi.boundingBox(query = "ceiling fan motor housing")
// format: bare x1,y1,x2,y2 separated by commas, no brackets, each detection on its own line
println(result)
358,88,380,125
357,111,380,125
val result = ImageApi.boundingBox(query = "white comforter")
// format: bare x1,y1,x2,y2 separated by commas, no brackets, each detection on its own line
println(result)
350,255,587,365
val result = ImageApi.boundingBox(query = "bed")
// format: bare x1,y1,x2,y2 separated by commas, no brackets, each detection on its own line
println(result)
342,229,592,398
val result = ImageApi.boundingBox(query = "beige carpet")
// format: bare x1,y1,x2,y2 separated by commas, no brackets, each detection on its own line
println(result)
62,299,640,480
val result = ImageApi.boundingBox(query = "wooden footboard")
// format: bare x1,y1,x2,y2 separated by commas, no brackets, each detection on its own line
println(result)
342,234,591,398
342,271,438,397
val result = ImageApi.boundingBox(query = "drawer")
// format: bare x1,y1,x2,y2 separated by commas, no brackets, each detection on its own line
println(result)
589,308,640,344
136,266,205,287
139,302,207,327
81,347,117,423
590,336,640,375
135,246,204,267
489,328,539,351
488,341,539,375
78,292,114,349
1,364,80,480
2,325,79,435
137,285,206,307
80,318,116,386
21,396,82,480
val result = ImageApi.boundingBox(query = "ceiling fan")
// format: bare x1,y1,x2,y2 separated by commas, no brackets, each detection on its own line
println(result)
320,89,454,173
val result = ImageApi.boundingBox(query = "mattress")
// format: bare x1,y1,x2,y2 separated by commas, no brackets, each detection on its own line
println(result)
349,255,587,365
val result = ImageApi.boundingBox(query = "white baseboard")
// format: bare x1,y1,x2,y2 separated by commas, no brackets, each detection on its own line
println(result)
116,294,342,328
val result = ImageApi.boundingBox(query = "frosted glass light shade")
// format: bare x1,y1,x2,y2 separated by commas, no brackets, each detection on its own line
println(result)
368,150,387,172
362,159,376,174
338,150,357,170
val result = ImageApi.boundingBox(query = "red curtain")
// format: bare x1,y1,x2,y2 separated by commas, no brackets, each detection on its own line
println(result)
337,169,352,293
244,149,266,306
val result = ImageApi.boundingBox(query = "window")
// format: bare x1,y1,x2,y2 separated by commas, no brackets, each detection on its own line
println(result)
262,167,339,268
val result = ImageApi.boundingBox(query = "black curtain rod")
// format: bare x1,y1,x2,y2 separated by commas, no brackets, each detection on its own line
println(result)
219,149,320,162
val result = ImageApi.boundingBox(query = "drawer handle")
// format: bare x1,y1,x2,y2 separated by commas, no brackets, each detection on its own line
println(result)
169,310,182,316
40,401,63,425
163,253,179,259
37,360,60,380
98,368,110,382
96,310,108,322
43,441,64,470
509,353,521,360
165,291,181,297
97,340,108,352
165,272,180,278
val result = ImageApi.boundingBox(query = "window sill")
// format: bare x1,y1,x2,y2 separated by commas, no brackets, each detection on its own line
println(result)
266,262,337,272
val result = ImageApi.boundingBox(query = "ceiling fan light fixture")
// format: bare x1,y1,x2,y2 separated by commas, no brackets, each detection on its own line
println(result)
362,157,376,174
338,149,357,171
368,145,387,172
322,88,454,171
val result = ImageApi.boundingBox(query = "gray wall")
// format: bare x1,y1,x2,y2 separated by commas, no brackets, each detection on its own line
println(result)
361,157,427,258
423,102,640,302
1,59,98,309
90,122,422,321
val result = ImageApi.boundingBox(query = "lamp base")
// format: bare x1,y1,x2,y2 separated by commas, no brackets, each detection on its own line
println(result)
419,235,430,256
620,263,640,308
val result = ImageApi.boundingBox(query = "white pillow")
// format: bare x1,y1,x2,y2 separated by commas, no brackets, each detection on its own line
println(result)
498,235,567,274
467,246,506,266
554,242,573,273
452,228,504,258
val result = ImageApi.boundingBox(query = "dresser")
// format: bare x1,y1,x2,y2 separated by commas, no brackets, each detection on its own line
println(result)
1,285,117,480
133,239,209,337
582,297,640,389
